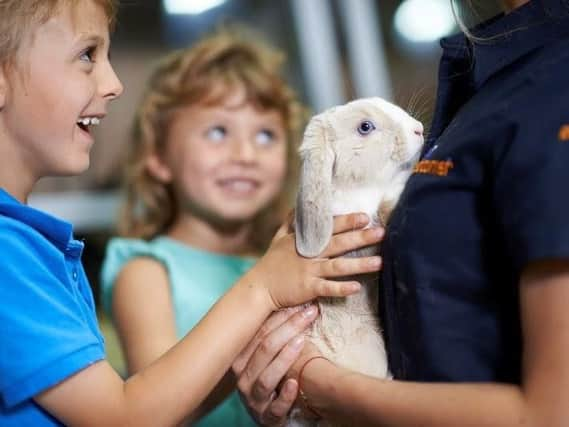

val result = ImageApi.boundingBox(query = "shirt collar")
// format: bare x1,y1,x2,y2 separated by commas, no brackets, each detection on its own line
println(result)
440,0,569,90
0,188,74,250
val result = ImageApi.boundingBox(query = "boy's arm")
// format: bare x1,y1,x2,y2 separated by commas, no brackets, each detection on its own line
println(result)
36,274,278,426
35,214,383,425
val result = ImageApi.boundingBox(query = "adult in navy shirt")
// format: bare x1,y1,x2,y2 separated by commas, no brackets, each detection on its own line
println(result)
234,0,569,425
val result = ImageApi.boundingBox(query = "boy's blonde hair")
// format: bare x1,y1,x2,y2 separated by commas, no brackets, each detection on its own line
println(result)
0,0,118,68
119,28,307,253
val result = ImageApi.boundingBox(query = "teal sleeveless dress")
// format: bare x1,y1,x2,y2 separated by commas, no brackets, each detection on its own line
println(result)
101,236,258,427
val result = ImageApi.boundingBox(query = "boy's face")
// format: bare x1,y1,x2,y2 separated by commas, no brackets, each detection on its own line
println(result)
0,0,123,181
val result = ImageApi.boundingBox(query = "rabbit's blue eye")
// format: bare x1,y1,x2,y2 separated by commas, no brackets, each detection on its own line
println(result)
357,120,376,136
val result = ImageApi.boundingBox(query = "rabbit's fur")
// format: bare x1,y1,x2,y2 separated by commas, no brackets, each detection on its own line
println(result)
289,97,424,427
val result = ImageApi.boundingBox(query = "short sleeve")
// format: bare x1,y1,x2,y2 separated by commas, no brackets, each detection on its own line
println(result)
494,88,569,274
99,238,168,316
0,222,104,407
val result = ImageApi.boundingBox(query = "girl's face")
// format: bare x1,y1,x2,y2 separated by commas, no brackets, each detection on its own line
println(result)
0,0,123,184
154,88,288,225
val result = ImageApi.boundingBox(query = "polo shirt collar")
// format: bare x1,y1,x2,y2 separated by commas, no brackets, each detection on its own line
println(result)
440,0,569,90
0,188,73,250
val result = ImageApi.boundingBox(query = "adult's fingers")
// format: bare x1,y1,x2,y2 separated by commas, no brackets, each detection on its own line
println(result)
237,306,318,400
250,334,305,402
261,379,298,426
321,227,384,258
233,307,302,376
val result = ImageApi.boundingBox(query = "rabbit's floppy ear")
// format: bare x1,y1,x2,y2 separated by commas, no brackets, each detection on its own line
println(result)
295,115,336,258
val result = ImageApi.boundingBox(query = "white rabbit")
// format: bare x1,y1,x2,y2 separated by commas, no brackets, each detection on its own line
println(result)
289,97,424,427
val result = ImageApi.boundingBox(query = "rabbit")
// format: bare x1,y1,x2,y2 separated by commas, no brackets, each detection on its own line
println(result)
288,97,424,427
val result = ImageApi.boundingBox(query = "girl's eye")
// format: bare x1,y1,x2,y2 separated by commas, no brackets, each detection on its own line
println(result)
206,126,227,142
256,129,276,146
357,120,376,136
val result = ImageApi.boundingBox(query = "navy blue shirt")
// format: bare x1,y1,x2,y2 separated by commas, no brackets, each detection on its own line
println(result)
380,0,569,383
0,189,105,426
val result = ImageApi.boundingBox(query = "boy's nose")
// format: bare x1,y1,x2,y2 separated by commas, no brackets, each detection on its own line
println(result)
100,62,124,101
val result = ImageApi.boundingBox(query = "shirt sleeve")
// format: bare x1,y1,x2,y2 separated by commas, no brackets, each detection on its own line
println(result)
493,87,569,275
0,222,104,407
99,237,168,316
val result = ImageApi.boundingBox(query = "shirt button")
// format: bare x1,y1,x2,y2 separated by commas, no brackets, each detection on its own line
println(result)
72,270,78,281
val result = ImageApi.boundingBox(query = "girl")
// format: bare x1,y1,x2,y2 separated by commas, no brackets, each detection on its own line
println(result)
235,0,569,425
100,28,313,426
0,2,384,425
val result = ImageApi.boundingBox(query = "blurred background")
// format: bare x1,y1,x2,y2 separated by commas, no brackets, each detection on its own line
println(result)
28,0,500,372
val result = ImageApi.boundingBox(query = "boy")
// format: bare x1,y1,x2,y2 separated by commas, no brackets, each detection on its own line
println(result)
0,1,384,424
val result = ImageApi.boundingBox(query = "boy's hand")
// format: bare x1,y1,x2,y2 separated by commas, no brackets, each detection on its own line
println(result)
249,213,384,310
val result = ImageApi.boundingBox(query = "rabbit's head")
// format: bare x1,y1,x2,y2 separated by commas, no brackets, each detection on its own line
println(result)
295,97,424,257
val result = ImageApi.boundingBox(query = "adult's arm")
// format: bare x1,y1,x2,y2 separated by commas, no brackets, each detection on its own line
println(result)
294,259,569,427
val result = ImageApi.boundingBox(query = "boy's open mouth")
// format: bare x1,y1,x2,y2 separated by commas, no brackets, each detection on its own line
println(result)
76,117,101,134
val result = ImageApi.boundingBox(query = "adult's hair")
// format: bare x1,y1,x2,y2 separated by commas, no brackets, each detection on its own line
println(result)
119,27,306,253
0,0,118,69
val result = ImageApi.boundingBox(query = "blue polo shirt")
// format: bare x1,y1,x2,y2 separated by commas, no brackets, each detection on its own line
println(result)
0,189,105,426
380,0,569,382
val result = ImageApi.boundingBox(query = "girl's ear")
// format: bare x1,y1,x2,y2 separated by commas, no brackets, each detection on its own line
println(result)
145,152,173,183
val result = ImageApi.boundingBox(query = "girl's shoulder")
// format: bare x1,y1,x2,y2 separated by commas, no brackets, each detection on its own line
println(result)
100,237,171,314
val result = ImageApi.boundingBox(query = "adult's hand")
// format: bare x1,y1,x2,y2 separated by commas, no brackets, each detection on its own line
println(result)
233,305,317,426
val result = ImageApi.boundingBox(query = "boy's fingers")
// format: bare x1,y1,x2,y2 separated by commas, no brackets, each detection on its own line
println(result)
273,222,291,241
322,227,384,258
310,278,362,298
313,256,382,279
332,213,370,234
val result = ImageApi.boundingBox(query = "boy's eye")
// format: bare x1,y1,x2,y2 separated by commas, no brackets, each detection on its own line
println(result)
206,126,227,142
80,47,96,63
256,129,276,146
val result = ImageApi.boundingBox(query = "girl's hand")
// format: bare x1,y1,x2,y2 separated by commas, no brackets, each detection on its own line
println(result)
247,213,384,310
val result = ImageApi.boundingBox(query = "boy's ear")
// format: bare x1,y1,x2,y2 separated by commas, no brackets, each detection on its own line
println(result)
145,152,173,183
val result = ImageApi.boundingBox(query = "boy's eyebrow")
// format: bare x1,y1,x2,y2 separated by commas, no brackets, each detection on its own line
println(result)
76,34,106,47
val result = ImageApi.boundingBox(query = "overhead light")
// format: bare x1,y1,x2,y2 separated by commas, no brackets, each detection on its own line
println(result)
394,0,456,44
163,0,227,15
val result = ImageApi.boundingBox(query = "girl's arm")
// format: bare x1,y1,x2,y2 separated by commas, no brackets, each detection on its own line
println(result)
112,257,238,424
291,260,569,426
34,213,383,426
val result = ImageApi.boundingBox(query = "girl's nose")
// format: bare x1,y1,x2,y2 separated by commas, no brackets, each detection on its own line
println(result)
231,139,257,164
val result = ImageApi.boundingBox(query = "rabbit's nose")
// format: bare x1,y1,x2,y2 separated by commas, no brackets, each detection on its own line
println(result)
414,123,424,137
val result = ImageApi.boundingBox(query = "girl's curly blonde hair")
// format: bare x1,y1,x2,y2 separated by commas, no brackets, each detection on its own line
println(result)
0,0,117,68
119,27,307,253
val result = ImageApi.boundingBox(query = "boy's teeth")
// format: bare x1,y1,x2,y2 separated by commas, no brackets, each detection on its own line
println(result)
77,117,101,126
